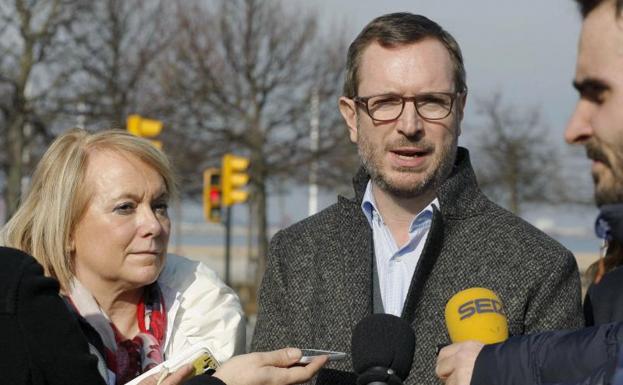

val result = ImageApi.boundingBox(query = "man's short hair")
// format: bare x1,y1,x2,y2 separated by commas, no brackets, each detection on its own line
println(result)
576,0,623,17
343,12,467,98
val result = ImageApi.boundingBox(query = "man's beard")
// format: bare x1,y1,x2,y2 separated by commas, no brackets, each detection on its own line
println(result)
358,132,458,199
587,139,623,206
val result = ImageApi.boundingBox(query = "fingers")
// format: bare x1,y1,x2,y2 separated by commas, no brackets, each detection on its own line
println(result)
162,365,194,385
435,351,454,379
437,342,465,360
266,355,328,385
138,364,194,385
436,343,463,378
435,341,484,385
255,348,303,368
213,350,328,385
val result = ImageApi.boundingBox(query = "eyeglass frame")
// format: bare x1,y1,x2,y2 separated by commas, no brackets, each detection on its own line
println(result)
352,90,466,122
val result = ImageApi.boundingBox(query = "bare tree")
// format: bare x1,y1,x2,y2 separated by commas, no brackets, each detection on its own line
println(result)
0,0,85,219
160,0,349,284
471,92,570,215
53,0,174,129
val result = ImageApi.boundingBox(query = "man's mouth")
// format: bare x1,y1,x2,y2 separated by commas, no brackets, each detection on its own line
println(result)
586,144,610,166
391,147,430,159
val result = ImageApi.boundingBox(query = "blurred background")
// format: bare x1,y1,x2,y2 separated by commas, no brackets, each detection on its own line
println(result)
0,0,598,321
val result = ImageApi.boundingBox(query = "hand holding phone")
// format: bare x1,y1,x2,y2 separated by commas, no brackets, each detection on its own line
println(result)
125,344,219,385
297,349,347,364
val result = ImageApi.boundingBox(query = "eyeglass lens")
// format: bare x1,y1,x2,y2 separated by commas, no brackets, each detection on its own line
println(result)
366,93,454,121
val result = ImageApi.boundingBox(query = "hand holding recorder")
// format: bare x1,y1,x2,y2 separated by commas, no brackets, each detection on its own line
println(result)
136,347,328,385
210,348,328,385
436,288,509,385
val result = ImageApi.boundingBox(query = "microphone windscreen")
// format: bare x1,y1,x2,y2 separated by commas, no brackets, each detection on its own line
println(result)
316,368,358,385
445,287,508,344
351,313,415,381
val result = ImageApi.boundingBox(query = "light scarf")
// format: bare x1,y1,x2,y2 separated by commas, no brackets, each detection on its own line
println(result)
66,279,167,385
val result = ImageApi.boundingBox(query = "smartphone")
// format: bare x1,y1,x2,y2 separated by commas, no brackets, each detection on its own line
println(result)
298,348,348,364
125,345,219,385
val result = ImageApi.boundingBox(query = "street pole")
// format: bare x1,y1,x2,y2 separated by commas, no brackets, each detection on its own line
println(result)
309,86,319,216
224,205,232,286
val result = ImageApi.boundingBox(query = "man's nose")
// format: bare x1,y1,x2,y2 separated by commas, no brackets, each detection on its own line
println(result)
565,100,594,144
397,101,424,137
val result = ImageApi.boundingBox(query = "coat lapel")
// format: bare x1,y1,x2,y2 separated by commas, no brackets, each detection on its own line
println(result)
312,196,373,355
401,205,444,324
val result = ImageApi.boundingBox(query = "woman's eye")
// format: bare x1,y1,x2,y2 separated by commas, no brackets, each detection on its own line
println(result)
154,203,169,215
114,203,135,214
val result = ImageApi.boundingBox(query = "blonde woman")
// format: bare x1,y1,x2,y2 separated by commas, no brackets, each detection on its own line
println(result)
2,128,245,384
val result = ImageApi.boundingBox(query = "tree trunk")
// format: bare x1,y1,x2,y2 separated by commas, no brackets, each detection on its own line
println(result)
254,175,268,287
5,117,25,219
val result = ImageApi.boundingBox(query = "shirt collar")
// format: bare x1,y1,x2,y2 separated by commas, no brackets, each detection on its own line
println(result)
361,180,439,231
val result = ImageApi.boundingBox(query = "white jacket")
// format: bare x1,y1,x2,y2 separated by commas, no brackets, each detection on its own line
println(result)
158,254,246,363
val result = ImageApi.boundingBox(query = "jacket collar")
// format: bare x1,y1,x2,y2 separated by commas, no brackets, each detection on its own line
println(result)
349,147,485,219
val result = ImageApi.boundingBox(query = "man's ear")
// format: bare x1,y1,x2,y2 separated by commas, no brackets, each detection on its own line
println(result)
456,92,467,135
339,97,359,143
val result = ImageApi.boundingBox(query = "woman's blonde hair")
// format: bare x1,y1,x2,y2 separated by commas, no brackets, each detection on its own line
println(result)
1,128,177,290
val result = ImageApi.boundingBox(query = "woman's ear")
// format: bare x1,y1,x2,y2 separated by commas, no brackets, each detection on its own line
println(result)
68,236,75,253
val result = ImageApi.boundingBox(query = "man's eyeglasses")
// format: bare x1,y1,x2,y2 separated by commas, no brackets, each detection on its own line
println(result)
353,91,463,122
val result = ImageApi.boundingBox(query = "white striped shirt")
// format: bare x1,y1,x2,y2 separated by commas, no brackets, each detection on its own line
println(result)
361,181,437,316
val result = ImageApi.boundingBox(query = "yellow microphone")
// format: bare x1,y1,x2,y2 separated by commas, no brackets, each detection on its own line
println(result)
444,287,509,344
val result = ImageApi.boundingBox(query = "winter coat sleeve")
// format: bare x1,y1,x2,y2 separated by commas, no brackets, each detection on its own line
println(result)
471,323,623,385
521,248,584,334
0,247,106,385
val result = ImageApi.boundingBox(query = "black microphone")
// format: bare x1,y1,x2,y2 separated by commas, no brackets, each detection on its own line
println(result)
351,314,415,385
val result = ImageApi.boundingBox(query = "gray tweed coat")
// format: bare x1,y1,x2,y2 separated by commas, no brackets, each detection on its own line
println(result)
252,147,583,385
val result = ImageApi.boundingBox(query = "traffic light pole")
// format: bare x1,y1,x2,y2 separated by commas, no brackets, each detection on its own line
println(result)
220,153,250,287
224,205,232,286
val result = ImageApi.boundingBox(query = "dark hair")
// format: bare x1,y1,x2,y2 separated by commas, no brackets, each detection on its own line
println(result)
576,0,623,17
343,12,466,98
586,241,623,284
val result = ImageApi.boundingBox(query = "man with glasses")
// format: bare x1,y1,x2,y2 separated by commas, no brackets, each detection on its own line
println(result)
252,12,583,385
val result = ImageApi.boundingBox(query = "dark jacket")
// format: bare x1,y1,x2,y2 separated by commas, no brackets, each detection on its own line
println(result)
0,247,106,385
585,266,623,327
471,267,623,385
252,147,584,385
472,322,623,385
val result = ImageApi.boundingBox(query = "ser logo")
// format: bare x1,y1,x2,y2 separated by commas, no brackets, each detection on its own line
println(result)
458,298,504,320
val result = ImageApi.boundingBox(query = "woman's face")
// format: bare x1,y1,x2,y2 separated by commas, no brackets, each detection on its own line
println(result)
71,149,170,292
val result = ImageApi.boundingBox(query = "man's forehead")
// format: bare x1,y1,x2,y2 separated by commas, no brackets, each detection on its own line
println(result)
576,1,623,81
357,39,454,92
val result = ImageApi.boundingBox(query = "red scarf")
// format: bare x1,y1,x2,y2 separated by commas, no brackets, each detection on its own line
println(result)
67,281,167,385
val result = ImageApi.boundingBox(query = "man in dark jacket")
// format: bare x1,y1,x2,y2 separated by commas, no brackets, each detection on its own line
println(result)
0,247,109,385
253,11,583,385
435,0,623,384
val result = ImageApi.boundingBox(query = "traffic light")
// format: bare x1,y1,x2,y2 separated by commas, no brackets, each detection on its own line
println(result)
126,114,163,149
203,168,222,223
221,154,249,206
